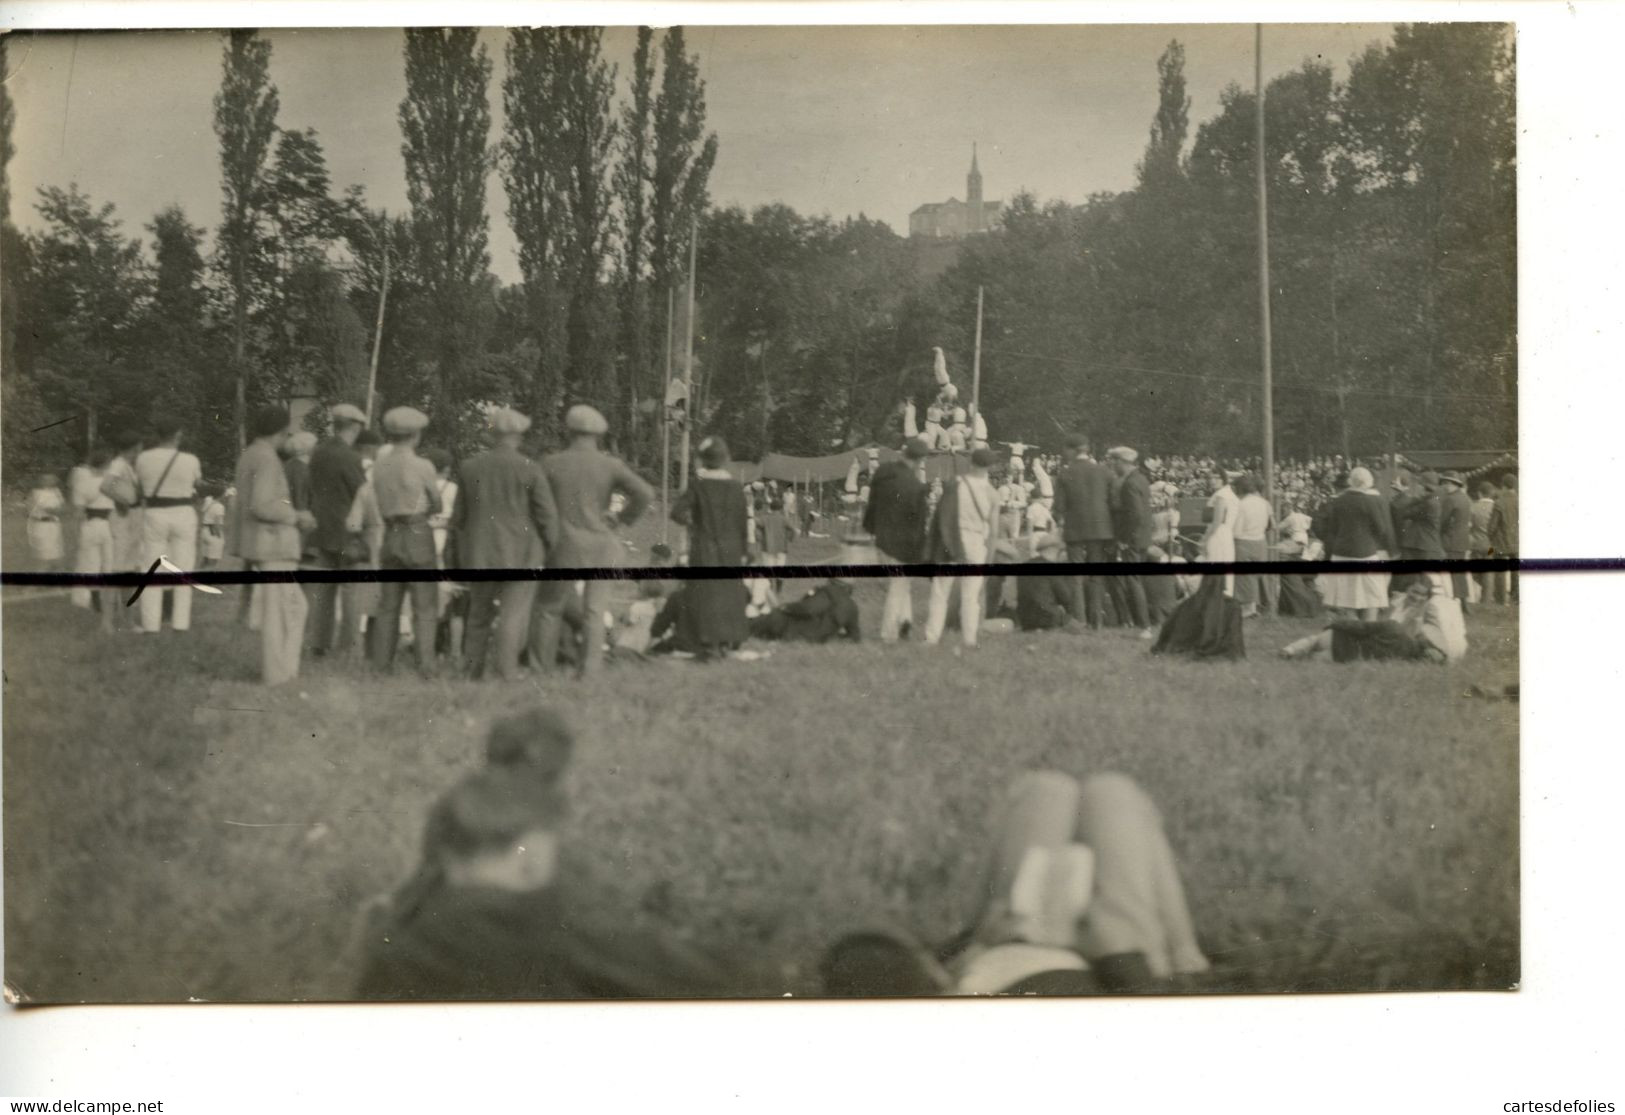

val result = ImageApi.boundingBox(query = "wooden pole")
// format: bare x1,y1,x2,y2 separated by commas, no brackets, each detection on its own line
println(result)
971,285,984,432
1255,25,1275,510
678,214,698,491
365,213,391,424
662,285,675,544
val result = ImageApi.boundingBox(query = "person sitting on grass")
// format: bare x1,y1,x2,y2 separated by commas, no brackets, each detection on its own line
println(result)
748,577,862,644
821,770,1211,996
355,710,734,1000
1278,574,1466,664
1013,532,1080,633
1149,573,1246,661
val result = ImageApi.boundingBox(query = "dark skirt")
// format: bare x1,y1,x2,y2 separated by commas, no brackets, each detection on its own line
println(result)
1150,576,1245,661
1276,573,1324,619
1328,620,1431,663
689,580,750,649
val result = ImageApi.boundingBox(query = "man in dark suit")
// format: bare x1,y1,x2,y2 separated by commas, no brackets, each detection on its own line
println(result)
863,438,931,641
1390,469,1444,591
306,402,370,656
449,407,560,680
1107,446,1155,635
1054,433,1115,628
1488,472,1518,604
1436,471,1475,612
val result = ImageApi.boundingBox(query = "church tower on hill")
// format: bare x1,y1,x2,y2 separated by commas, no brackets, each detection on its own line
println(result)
967,143,984,233
908,145,1003,239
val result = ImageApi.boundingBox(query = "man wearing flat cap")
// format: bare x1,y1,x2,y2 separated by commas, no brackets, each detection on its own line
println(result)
534,404,654,677
369,406,443,675
863,437,933,641
308,403,371,655
450,407,560,680
1436,470,1474,611
1106,446,1154,636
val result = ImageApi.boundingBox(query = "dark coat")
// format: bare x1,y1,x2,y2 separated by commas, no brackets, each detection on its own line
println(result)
308,437,367,554
1112,467,1155,551
672,477,750,648
1150,576,1245,661
863,459,929,563
1438,488,1474,553
924,476,1001,564
1391,489,1444,558
1055,458,1115,543
1489,489,1518,553
356,882,731,1001
750,583,861,643
1315,490,1397,558
1016,559,1080,631
449,445,560,569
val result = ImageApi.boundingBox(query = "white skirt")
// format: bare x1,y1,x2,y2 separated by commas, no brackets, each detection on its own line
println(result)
1317,552,1392,610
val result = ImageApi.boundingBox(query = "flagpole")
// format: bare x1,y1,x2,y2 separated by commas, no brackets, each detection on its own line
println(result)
678,215,698,492
365,211,390,424
662,284,674,544
971,285,984,436
1255,25,1275,510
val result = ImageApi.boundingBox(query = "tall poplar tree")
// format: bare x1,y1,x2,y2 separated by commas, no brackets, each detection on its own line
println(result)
400,28,494,424
615,27,656,461
212,29,280,448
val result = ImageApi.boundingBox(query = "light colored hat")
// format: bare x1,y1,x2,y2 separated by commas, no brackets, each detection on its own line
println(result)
1348,466,1375,491
565,404,608,436
286,431,318,455
1107,446,1138,464
382,406,429,436
488,407,532,435
1438,470,1466,487
329,403,367,425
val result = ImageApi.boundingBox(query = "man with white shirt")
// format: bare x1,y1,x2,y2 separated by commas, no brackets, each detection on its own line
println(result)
133,414,203,633
923,447,1002,649
69,448,119,628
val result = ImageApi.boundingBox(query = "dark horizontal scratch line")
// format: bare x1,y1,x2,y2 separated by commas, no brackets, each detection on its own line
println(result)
0,556,1591,590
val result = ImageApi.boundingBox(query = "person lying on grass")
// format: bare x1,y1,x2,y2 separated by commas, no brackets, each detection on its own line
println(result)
747,577,862,644
354,710,735,1000
821,771,1212,996
1278,574,1466,664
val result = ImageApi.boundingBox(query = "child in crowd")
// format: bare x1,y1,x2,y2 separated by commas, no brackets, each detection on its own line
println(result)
198,482,228,570
26,472,66,571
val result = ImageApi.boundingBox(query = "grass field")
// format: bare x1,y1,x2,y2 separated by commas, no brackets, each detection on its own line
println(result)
2,511,1519,1002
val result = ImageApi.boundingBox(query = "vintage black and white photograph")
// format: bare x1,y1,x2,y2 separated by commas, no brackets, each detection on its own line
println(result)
0,23,1518,1004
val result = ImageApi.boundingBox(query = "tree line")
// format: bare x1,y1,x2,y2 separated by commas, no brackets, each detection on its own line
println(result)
682,24,1515,465
1,28,715,481
1,24,1514,486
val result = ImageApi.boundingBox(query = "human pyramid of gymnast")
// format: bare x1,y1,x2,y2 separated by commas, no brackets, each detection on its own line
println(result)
31,342,1516,686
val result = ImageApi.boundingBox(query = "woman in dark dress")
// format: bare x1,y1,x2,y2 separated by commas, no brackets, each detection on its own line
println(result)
671,436,751,658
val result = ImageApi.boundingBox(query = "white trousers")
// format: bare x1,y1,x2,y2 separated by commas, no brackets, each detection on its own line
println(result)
72,518,115,609
140,505,198,632
876,547,915,641
925,531,988,647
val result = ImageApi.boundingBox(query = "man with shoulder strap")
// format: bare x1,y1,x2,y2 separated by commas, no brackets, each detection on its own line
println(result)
134,414,203,633
369,406,443,675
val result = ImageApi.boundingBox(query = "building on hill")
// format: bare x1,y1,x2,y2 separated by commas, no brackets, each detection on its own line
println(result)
908,145,1003,239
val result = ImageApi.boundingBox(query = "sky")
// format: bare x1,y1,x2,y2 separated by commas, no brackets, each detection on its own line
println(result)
5,23,1395,283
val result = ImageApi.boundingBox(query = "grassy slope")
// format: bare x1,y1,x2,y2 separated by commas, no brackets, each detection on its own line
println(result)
3,521,1519,1002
